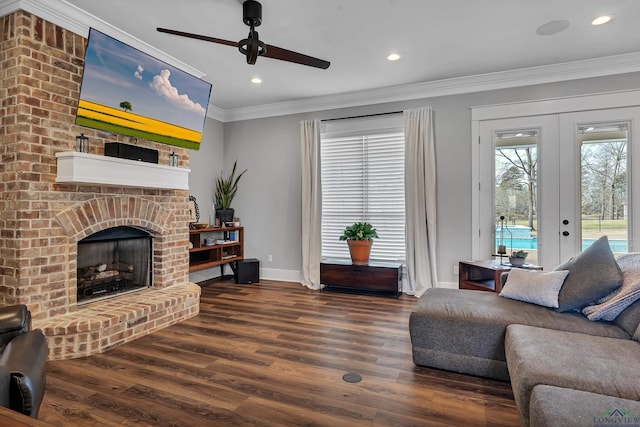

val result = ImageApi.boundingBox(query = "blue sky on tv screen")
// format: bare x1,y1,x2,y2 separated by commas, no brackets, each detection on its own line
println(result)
79,28,212,132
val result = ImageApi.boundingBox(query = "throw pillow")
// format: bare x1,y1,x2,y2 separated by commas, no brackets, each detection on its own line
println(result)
583,253,640,321
500,268,569,308
554,235,623,312
634,323,640,342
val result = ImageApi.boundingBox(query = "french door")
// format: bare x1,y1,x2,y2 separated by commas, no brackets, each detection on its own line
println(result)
476,106,640,270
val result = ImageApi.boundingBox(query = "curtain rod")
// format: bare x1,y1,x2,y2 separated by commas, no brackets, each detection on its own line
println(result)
321,110,403,122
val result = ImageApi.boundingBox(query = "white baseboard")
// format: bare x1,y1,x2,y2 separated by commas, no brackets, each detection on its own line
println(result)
189,268,221,283
437,281,458,289
260,268,301,282
191,264,455,291
189,266,301,284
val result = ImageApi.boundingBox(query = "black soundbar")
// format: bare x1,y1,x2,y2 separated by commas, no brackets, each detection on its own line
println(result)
104,142,159,164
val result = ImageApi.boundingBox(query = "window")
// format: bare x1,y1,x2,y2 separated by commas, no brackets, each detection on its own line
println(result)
320,117,405,262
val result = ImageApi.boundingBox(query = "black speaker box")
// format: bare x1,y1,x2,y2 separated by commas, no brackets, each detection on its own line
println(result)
236,258,259,284
104,142,159,164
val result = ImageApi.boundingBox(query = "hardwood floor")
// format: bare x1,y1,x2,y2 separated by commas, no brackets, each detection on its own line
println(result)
39,280,520,426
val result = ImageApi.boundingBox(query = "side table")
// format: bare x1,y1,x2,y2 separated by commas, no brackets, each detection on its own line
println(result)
458,260,542,293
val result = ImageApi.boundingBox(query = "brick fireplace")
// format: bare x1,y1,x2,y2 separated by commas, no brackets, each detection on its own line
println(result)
0,11,200,359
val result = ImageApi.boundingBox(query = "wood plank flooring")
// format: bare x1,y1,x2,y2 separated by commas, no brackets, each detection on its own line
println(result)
38,280,520,426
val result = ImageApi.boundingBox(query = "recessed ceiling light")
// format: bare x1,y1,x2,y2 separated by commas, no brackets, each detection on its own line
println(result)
251,77,262,84
387,53,400,61
591,15,612,26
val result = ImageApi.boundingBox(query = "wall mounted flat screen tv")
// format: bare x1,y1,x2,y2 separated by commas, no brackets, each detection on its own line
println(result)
76,28,212,150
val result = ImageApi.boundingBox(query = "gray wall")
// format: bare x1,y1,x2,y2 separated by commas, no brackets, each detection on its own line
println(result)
206,72,640,285
224,115,304,279
188,116,224,282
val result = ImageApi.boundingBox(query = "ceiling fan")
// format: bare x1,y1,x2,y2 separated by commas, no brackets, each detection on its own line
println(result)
157,0,330,70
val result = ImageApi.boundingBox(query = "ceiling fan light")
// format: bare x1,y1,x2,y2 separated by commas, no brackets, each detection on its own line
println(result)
591,15,612,26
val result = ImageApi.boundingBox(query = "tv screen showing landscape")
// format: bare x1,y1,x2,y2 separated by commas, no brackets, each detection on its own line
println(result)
76,28,212,150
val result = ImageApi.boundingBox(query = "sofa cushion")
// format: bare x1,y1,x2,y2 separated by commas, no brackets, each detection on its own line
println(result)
530,385,640,427
554,236,623,312
583,253,640,321
409,288,629,381
505,325,640,426
500,269,569,308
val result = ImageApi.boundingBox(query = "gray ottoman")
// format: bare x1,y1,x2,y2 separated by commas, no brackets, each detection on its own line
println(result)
505,325,640,426
530,385,640,427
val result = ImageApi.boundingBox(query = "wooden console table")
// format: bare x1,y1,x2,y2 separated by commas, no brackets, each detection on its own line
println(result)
459,260,541,293
320,259,402,295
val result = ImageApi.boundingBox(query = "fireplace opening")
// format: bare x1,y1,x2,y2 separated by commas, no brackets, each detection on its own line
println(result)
77,226,152,304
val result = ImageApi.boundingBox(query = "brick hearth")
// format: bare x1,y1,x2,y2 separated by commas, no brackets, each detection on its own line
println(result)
0,11,200,359
40,283,200,360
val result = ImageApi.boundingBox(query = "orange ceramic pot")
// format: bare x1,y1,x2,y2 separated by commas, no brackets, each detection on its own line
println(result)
347,239,373,265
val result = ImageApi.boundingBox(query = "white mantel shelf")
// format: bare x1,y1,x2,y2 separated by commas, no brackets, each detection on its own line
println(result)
56,152,190,190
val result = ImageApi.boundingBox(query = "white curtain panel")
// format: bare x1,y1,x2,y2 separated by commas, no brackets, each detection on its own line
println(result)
404,107,438,296
300,120,322,289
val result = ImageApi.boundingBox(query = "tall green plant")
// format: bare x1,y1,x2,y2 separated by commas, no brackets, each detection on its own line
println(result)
214,161,247,209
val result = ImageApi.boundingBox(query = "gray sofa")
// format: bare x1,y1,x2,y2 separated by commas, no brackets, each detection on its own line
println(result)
409,287,640,426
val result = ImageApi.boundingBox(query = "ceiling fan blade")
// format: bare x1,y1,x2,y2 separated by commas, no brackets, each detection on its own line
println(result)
263,44,330,69
157,27,237,48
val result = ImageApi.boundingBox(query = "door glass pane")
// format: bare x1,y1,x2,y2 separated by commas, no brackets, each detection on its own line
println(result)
579,122,628,254
494,129,539,265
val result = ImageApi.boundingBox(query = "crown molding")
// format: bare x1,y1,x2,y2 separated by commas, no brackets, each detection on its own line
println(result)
221,51,640,122
205,105,226,122
0,0,206,78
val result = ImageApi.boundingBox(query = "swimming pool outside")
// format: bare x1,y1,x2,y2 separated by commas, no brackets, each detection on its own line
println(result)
495,237,628,253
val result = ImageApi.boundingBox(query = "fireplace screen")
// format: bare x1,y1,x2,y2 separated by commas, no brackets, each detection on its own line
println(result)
77,226,152,304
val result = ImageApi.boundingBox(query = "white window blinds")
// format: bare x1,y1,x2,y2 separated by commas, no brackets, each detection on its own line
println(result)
320,118,405,262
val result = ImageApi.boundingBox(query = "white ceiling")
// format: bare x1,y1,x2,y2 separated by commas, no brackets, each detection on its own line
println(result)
10,0,640,119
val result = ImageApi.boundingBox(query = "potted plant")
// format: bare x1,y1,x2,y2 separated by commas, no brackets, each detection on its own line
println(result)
214,160,247,225
509,250,528,267
339,222,379,265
